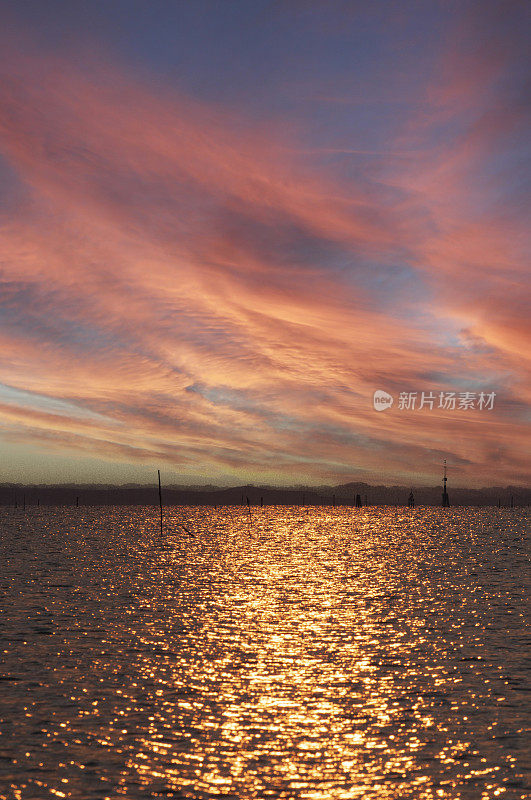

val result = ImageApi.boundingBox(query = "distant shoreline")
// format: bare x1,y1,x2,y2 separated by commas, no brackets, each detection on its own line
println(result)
1,482,528,508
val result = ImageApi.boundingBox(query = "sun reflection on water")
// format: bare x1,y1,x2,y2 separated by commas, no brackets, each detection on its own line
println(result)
0,506,528,798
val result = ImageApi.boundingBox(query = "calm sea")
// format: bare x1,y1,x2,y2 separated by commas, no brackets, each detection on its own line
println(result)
0,506,529,799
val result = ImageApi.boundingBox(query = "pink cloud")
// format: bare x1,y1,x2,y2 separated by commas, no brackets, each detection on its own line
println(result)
0,40,528,486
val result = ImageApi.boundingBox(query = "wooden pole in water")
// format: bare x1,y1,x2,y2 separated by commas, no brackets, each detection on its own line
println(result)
158,470,163,534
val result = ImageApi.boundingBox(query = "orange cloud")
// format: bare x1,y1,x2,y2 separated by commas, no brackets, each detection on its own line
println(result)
0,38,528,486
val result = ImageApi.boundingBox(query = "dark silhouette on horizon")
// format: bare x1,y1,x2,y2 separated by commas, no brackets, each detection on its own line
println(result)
157,469,163,534
442,460,450,507
1,481,528,508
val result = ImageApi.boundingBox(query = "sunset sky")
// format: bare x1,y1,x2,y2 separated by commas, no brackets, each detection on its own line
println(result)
0,0,529,487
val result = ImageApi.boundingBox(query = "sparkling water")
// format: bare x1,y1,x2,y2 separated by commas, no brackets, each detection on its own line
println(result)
0,506,529,799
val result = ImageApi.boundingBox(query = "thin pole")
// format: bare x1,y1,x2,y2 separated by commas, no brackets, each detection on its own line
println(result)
158,470,163,534
246,496,253,526
442,459,450,507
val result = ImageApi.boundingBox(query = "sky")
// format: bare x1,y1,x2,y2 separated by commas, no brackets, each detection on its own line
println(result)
0,0,529,488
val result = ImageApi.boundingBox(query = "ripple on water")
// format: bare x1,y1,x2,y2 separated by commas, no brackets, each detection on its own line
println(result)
0,505,529,799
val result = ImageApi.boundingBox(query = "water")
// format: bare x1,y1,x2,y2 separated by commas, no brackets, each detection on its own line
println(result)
0,506,529,799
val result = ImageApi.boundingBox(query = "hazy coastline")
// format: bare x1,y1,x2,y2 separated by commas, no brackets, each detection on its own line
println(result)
1,481,529,507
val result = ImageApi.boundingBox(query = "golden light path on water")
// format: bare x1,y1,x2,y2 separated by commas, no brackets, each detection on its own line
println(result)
0,506,529,799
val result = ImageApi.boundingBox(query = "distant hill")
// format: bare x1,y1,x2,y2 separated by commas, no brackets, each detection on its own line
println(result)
0,481,528,507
